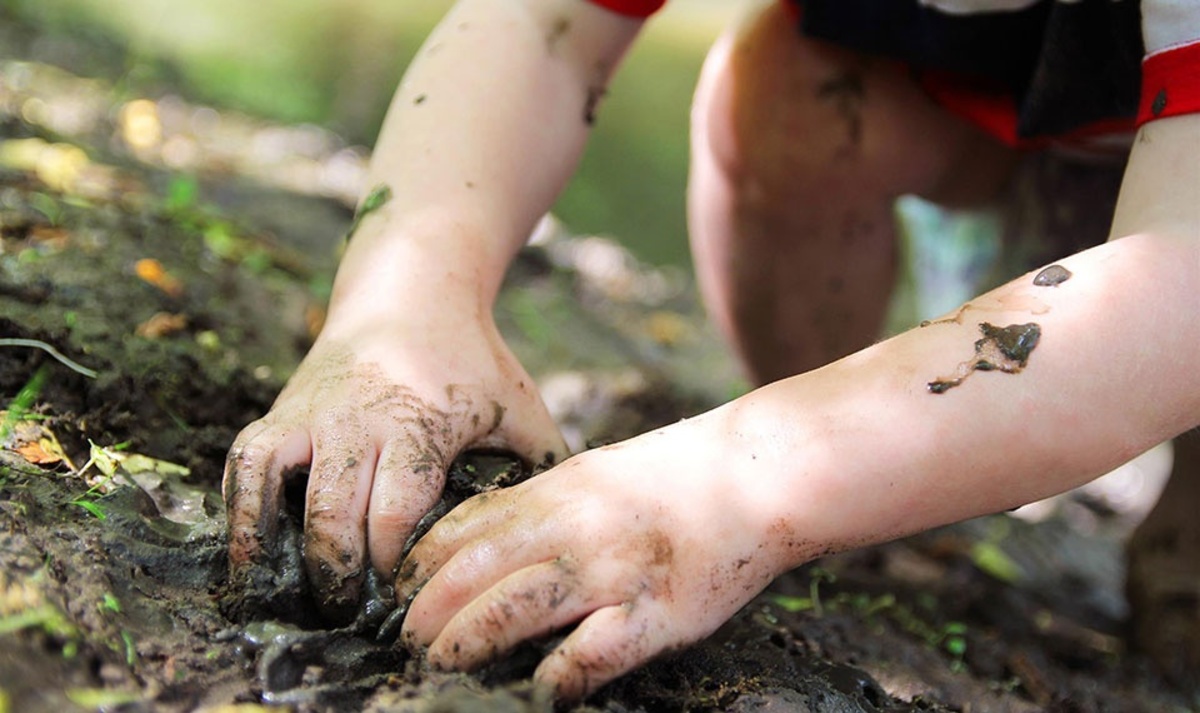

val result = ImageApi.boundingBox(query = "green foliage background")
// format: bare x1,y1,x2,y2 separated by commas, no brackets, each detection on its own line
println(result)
2,0,735,267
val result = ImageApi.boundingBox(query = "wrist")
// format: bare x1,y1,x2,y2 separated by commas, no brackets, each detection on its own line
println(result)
711,360,928,574
702,393,833,575
323,237,502,337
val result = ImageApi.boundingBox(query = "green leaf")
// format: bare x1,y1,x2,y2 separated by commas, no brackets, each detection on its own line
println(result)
164,175,199,212
345,183,392,241
970,541,1022,583
88,442,119,479
65,688,141,708
73,499,107,520
769,595,813,613
101,593,121,613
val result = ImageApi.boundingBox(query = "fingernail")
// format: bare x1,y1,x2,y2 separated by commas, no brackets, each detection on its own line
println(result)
376,606,406,643
394,557,421,599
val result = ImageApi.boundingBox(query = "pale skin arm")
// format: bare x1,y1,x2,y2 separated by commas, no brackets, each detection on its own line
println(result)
224,0,645,618
397,116,1200,698
330,0,643,320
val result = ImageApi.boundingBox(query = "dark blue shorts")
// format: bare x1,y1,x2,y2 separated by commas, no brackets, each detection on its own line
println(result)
793,0,1142,146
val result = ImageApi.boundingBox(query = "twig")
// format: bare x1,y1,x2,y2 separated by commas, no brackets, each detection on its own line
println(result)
0,338,98,378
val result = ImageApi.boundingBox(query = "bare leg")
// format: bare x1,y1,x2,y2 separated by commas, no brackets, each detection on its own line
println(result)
687,0,1018,385
1126,433,1200,686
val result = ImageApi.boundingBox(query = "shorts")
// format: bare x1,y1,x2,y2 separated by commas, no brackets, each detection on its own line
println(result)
792,0,1143,149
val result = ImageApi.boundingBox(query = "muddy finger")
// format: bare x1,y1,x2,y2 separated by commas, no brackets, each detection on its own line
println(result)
366,436,449,578
424,557,604,672
304,411,378,622
533,600,667,701
471,391,570,471
224,422,312,569
393,481,536,605
399,511,557,643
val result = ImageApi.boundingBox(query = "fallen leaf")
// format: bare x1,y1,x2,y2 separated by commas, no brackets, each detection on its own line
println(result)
27,225,70,251
0,413,74,470
15,439,62,465
136,311,188,339
134,258,184,297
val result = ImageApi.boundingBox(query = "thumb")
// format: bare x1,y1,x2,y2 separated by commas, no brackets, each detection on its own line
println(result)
365,387,568,578
472,385,571,473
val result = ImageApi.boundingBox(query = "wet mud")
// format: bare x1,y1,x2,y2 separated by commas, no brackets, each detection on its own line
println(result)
1032,264,1072,287
927,322,1041,394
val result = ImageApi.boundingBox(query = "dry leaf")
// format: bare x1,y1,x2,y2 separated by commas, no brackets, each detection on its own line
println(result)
27,225,70,251
136,312,188,339
1,413,74,470
15,439,63,465
134,258,184,297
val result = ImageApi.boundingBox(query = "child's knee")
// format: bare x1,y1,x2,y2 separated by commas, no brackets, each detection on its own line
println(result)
691,2,846,204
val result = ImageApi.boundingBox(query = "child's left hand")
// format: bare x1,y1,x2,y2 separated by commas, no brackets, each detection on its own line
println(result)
395,404,812,699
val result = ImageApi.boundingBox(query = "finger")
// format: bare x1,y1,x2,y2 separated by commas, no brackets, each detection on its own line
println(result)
472,386,570,469
534,600,669,701
224,421,312,569
304,408,378,621
366,435,449,577
425,557,605,672
393,476,550,605
399,509,554,642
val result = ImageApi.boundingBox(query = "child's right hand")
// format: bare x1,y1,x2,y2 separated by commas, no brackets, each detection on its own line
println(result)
223,308,568,621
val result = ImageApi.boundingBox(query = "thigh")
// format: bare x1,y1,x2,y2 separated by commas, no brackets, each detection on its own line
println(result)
988,151,1128,289
697,0,1019,209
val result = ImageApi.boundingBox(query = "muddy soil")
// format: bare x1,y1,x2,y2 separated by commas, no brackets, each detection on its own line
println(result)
1,25,1197,713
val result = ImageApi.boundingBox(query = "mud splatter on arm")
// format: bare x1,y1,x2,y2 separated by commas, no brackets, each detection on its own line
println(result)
1033,264,1072,287
927,322,1042,394
344,183,392,243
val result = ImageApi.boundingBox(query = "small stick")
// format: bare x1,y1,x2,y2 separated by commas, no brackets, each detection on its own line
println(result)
0,338,98,378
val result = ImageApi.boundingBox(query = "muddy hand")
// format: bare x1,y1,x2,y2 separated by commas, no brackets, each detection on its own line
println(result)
394,410,795,700
224,319,568,623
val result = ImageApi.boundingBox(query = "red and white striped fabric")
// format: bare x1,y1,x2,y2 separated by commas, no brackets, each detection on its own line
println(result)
1139,0,1200,126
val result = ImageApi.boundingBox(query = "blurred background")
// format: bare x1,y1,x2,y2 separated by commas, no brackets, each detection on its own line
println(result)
2,0,740,267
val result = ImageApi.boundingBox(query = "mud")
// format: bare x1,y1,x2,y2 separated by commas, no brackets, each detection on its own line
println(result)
1,32,1197,713
927,322,1041,394
1032,264,1072,287
345,184,393,243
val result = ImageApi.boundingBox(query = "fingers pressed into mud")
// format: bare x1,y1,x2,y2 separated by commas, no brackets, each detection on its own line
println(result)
534,601,666,701
399,509,556,638
224,423,312,568
426,558,599,671
366,437,449,577
484,392,571,471
304,411,379,621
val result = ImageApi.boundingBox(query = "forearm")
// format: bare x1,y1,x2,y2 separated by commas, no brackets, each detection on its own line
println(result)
734,117,1200,568
328,0,642,326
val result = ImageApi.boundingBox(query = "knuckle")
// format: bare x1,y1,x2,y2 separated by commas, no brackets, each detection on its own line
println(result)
312,404,360,433
370,507,423,542
305,496,354,531
225,438,275,475
475,594,519,642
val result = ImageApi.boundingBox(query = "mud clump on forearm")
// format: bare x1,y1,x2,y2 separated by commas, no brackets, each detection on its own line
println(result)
927,322,1041,394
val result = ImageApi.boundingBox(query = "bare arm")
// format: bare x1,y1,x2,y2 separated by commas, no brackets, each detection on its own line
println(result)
736,113,1200,567
327,0,643,327
396,115,1200,698
224,0,647,618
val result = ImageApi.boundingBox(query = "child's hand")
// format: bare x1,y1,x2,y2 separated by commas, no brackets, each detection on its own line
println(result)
395,408,801,700
223,312,567,621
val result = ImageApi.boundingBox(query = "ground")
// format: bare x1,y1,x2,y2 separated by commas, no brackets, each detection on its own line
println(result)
0,22,1197,713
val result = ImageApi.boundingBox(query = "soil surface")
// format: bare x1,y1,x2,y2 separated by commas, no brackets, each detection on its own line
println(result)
1,19,1197,713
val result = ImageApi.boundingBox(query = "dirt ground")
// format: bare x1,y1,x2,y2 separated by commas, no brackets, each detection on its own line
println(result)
1,20,1198,713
